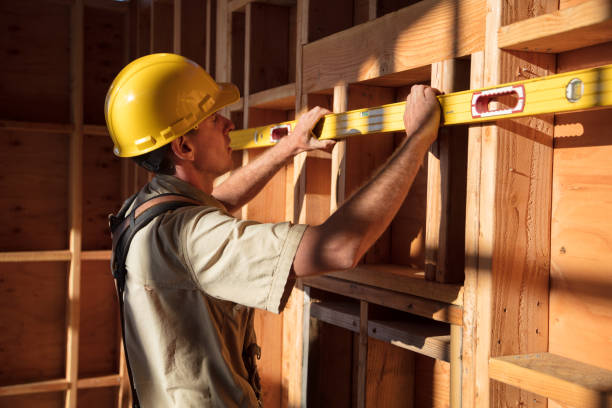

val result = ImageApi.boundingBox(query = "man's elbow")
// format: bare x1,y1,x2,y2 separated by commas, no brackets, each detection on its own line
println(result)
293,225,360,277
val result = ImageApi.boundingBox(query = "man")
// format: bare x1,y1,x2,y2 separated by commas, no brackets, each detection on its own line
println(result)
105,53,440,407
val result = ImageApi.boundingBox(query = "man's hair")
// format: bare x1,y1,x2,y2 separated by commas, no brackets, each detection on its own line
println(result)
131,143,176,175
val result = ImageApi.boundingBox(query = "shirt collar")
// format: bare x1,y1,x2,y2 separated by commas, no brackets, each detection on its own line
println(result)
137,174,228,212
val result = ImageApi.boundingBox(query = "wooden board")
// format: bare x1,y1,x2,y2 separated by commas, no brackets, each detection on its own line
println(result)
426,58,469,283
82,134,122,250
303,276,463,325
249,83,296,110
83,6,127,125
461,50,485,408
549,109,612,371
0,129,69,251
329,264,464,305
78,261,120,378
414,354,451,408
368,317,451,362
302,0,485,93
0,0,71,123
556,41,612,73
547,47,612,408
0,262,68,385
490,353,612,408
366,338,415,408
498,0,612,53
310,301,360,333
486,1,557,406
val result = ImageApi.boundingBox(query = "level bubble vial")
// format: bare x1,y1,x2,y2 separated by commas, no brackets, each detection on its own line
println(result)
565,78,583,103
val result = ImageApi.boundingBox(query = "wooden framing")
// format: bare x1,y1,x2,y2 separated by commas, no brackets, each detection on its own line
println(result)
65,1,84,406
302,0,485,93
498,0,612,53
489,353,612,408
2,1,612,407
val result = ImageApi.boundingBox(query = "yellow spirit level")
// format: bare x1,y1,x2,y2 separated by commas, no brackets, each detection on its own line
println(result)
230,64,612,150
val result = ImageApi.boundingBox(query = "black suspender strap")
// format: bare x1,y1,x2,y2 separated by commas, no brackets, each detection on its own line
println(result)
109,193,200,408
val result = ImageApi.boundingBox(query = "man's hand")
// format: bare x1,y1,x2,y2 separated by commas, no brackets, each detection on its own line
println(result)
403,85,441,148
284,106,335,155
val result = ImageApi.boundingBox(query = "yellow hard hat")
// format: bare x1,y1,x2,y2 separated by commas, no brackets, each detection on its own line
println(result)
105,53,240,157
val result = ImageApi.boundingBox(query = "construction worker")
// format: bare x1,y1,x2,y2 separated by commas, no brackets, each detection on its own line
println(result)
105,53,440,407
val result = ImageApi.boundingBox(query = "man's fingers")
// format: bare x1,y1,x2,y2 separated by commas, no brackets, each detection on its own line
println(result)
310,138,335,151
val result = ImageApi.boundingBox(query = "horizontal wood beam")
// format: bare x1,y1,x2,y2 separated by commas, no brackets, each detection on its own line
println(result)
302,0,485,93
81,250,112,261
77,374,121,389
329,264,464,305
0,374,121,398
83,124,109,136
489,353,612,408
0,379,69,397
0,120,72,134
249,83,296,109
0,121,109,136
0,250,72,263
368,319,450,362
498,0,612,53
310,301,360,333
310,300,452,361
302,276,463,325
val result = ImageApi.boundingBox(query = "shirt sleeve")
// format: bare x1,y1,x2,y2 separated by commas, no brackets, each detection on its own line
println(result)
177,206,307,313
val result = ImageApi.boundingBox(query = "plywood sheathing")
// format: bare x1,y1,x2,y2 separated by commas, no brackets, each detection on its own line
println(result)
548,45,612,407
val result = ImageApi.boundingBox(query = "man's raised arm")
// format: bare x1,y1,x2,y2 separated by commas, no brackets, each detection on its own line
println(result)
293,85,441,277
212,107,335,212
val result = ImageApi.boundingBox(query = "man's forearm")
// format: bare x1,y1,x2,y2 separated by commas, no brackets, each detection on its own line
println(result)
294,131,431,276
212,138,295,212
293,85,440,277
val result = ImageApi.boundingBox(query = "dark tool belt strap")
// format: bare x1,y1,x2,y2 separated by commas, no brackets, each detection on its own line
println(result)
109,193,200,408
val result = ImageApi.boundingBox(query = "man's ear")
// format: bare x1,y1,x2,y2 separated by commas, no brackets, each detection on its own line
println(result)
170,135,194,161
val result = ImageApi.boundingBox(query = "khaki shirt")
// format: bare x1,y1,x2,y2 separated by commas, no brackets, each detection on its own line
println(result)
122,175,306,407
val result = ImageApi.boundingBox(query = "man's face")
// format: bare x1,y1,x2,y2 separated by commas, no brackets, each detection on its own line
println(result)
188,112,235,177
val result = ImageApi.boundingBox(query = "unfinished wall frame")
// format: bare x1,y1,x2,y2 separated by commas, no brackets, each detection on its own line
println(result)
2,0,612,407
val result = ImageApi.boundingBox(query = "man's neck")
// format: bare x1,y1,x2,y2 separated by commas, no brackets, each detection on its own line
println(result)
173,166,215,194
